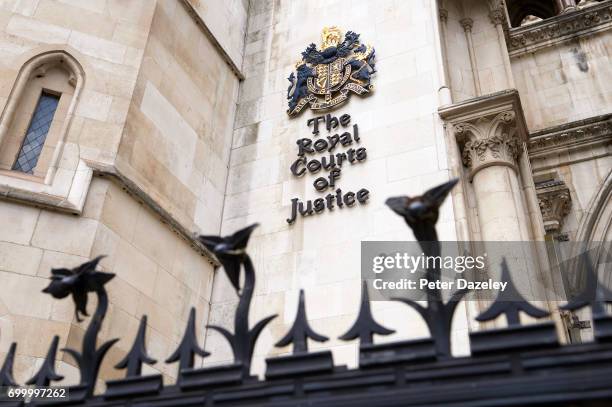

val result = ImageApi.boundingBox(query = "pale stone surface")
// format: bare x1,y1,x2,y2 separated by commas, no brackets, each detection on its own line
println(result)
0,241,42,275
0,201,39,244
6,14,70,44
0,0,216,386
116,0,239,236
511,31,612,130
207,0,463,374
0,0,609,389
31,211,98,257
186,0,248,70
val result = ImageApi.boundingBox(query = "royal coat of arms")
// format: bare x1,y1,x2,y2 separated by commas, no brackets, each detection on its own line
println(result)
287,26,376,116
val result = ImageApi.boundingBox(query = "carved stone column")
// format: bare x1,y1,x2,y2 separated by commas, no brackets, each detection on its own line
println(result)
457,115,526,241
439,90,531,242
488,2,515,88
440,90,553,324
460,17,481,96
556,0,578,13
438,8,452,104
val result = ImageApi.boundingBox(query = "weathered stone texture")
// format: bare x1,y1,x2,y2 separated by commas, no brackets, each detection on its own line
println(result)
116,0,239,236
0,0,221,385
207,0,463,374
512,31,612,131
0,0,610,387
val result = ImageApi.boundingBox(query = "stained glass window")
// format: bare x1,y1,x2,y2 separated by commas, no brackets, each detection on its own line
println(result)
12,91,60,174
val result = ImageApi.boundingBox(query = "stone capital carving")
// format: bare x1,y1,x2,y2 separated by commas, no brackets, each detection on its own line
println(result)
439,90,529,181
439,8,448,23
489,8,506,26
460,17,474,32
454,111,523,179
488,0,507,26
536,179,572,234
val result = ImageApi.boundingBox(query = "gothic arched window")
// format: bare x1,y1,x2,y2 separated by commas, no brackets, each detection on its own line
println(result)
0,51,83,179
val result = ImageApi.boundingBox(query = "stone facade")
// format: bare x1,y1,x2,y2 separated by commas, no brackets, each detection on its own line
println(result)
0,0,610,387
0,0,234,389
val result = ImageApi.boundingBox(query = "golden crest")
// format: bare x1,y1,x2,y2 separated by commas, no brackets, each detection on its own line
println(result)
321,26,342,49
287,27,376,116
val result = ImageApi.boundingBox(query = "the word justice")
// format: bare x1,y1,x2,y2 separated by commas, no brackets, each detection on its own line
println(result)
286,113,370,224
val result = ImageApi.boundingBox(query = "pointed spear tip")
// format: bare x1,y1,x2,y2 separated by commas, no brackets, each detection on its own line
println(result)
361,280,369,299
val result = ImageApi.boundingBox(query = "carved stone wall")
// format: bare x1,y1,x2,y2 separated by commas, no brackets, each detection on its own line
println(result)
439,90,539,243
536,179,573,234
529,115,612,159
528,115,611,242
0,0,238,389
455,111,523,180
506,1,612,56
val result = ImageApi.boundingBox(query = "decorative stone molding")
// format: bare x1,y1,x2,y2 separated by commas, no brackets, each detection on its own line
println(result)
439,90,529,181
454,112,522,178
489,6,507,26
439,8,448,23
460,17,474,32
88,161,219,266
506,1,612,56
579,0,602,9
528,114,612,159
536,179,572,234
557,0,579,13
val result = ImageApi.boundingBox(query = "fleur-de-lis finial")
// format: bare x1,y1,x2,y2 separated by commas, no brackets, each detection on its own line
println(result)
276,290,328,353
339,281,394,345
387,179,469,358
560,250,612,317
0,342,17,387
42,256,118,397
476,259,549,326
116,316,157,377
27,336,63,386
200,224,276,379
166,308,209,374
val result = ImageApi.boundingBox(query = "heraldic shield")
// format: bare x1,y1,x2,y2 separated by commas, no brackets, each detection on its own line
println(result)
287,26,376,116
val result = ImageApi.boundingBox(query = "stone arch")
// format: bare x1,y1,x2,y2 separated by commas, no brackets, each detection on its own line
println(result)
0,50,85,182
574,170,612,259
506,0,557,27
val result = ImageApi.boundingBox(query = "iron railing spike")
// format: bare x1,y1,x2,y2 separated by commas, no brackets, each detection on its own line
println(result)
26,335,63,386
476,258,549,326
339,281,394,345
561,249,612,317
115,315,157,377
166,308,209,374
387,179,468,358
0,342,17,387
276,290,328,353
